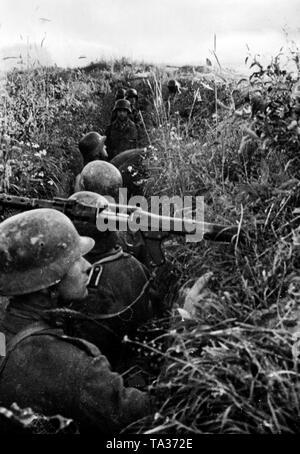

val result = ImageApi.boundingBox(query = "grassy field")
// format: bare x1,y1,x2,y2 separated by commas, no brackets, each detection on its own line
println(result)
1,53,300,433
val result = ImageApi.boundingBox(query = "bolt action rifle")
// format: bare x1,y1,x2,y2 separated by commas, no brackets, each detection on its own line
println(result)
0,194,244,267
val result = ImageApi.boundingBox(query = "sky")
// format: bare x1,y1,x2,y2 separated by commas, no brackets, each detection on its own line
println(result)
0,0,299,71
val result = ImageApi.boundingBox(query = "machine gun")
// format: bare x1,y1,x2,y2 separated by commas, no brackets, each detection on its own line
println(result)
0,193,244,267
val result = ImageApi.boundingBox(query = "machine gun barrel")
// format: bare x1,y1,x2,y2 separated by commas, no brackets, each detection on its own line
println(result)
0,194,242,243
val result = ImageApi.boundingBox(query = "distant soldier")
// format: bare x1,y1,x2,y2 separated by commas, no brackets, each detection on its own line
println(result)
166,79,182,118
110,88,127,122
105,99,139,159
67,191,157,370
167,79,181,97
74,160,123,199
115,87,126,101
126,88,140,124
126,88,149,147
0,209,149,433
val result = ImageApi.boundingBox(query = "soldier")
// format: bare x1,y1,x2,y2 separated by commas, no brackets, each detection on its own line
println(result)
67,191,157,371
74,160,123,199
126,88,149,148
126,88,140,124
73,132,108,194
0,209,150,433
105,99,139,160
166,79,181,118
115,87,126,101
73,162,148,262
110,88,127,123
78,132,108,166
167,79,181,96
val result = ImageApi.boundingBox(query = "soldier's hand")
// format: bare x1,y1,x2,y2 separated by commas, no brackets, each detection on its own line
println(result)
178,272,213,320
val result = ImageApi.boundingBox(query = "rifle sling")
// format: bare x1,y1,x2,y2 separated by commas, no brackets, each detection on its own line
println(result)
89,250,152,320
0,321,57,378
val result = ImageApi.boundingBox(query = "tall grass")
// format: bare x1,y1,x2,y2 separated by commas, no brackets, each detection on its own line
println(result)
122,53,300,434
1,53,300,433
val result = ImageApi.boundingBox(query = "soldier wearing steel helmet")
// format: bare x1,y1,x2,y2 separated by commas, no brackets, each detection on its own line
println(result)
79,132,108,166
0,209,150,433
167,79,181,96
110,88,127,123
72,132,108,194
73,163,148,262
126,88,138,104
105,99,139,160
66,191,157,371
165,79,182,118
125,88,141,124
125,88,149,147
115,87,126,101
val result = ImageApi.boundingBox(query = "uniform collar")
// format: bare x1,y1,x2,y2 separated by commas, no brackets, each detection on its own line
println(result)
92,245,123,261
1,291,57,339
114,118,131,128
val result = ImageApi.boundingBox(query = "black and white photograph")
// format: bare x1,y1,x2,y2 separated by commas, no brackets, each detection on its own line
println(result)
0,0,299,439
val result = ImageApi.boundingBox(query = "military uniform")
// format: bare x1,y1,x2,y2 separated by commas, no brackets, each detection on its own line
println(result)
105,118,139,160
130,106,141,125
112,106,142,125
0,295,150,434
69,237,154,368
110,148,147,197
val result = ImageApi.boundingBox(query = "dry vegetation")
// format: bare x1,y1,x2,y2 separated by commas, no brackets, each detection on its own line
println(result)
1,50,300,433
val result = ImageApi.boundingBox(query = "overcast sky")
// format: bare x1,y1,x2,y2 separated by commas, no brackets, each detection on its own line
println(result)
0,0,299,71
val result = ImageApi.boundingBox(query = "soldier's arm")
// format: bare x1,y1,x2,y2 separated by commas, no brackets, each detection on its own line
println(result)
76,344,151,432
0,331,151,434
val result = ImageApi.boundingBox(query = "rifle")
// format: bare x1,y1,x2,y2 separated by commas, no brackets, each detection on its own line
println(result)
0,194,243,267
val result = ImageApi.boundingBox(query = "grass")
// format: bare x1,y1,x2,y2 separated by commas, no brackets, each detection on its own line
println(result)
1,52,300,433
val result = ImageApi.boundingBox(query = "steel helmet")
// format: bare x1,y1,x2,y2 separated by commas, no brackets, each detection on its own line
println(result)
68,191,118,252
126,88,138,99
78,160,123,198
115,88,126,100
0,209,95,296
68,191,109,210
79,132,107,161
113,99,132,113
167,79,181,93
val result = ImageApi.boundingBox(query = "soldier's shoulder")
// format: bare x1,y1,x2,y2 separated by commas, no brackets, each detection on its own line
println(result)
125,253,148,274
56,333,101,357
106,248,148,276
26,329,101,358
